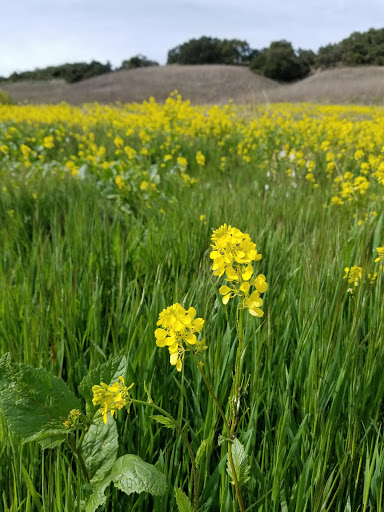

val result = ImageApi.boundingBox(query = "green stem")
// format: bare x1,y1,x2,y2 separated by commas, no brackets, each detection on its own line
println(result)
232,307,245,430
131,399,198,512
191,351,245,512
66,436,90,482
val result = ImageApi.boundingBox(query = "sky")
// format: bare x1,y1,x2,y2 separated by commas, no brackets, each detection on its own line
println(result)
1,0,384,77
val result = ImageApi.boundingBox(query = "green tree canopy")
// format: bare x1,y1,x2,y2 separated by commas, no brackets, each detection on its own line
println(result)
120,55,159,70
250,40,311,81
167,36,255,65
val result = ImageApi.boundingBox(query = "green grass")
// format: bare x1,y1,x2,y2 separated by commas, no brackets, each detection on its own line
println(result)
0,149,384,511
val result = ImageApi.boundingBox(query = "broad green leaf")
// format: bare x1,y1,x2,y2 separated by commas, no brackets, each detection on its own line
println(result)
82,416,119,484
151,414,176,430
24,421,69,449
195,439,208,467
79,356,127,412
84,476,113,512
111,454,167,496
175,487,193,512
38,432,67,450
226,438,251,486
0,355,80,440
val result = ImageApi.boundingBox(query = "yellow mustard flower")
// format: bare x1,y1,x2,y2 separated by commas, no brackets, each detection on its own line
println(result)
196,151,206,166
343,266,363,290
375,247,384,268
92,376,134,424
210,224,261,278
155,304,204,372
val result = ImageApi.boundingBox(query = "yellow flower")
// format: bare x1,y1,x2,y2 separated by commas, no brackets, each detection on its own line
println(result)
196,151,205,166
212,225,267,317
43,135,54,149
92,376,134,424
155,304,204,372
343,266,363,289
115,175,124,190
177,156,188,168
20,144,32,159
220,273,267,316
375,247,384,268
210,224,261,278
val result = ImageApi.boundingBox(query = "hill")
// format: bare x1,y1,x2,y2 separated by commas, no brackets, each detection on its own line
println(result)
266,66,384,104
2,65,384,105
0,65,277,105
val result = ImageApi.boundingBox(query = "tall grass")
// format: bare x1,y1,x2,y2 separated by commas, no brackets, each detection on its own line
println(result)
0,140,384,511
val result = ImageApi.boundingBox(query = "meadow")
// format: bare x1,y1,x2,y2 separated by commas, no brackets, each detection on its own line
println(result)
0,95,384,511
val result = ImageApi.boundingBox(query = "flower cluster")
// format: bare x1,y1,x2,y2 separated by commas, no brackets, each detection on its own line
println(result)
210,224,262,278
92,377,134,424
375,247,384,268
155,304,205,372
343,247,384,293
63,409,82,429
210,224,267,316
343,266,363,290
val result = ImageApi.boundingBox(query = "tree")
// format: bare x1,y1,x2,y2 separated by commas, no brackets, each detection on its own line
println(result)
315,44,342,68
120,55,159,70
250,40,311,81
167,36,255,65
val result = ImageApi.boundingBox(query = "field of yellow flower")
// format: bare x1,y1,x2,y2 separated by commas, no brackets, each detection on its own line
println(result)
1,95,384,511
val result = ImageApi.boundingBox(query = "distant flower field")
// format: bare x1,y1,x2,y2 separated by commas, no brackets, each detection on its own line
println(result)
1,95,384,511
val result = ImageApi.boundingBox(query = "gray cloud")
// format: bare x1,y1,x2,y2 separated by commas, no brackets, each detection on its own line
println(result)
1,0,383,76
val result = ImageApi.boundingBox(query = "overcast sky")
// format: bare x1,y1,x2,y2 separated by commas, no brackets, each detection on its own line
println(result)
1,0,384,76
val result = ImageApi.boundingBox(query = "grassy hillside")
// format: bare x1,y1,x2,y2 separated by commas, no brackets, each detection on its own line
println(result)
3,65,384,105
0,65,277,105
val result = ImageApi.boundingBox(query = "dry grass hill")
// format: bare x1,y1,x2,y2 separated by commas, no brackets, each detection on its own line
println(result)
2,65,384,105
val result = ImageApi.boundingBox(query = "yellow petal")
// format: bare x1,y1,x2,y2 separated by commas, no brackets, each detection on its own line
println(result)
185,333,197,344
241,264,253,281
219,285,231,295
192,318,204,331
249,307,264,317
240,282,250,294
170,353,178,365
168,342,178,354
156,337,167,347
155,328,168,340
222,293,231,305
176,359,182,372
255,275,268,293
226,266,238,281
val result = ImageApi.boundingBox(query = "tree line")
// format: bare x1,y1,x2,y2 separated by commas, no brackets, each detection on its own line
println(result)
2,27,384,84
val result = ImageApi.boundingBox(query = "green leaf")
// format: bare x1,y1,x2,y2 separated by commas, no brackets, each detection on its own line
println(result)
175,487,193,512
143,381,153,403
82,416,119,484
21,464,43,511
24,421,69,449
84,454,166,511
151,414,176,430
38,432,67,450
226,439,251,487
0,354,80,441
84,476,112,512
111,454,167,496
78,356,127,412
195,439,208,467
